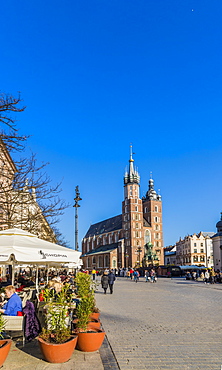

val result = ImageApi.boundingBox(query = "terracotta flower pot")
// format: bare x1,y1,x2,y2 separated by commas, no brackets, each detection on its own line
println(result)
77,329,105,352
38,335,77,363
0,339,12,367
90,312,100,320
87,319,101,330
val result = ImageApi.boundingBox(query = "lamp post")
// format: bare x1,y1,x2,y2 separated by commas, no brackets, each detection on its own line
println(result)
73,186,82,251
136,246,142,267
125,253,129,268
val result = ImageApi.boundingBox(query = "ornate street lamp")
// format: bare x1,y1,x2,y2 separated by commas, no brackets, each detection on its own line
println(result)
73,186,82,251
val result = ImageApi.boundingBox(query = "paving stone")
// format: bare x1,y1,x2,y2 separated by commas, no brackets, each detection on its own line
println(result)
95,276,222,370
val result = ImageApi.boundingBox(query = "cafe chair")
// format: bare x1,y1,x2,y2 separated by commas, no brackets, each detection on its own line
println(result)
4,315,25,346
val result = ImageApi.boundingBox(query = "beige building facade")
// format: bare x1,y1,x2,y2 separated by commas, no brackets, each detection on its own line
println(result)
0,138,56,242
176,232,214,268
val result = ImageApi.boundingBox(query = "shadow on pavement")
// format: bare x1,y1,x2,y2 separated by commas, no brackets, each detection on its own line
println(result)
16,339,45,361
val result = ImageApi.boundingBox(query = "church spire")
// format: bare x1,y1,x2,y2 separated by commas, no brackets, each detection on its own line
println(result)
145,173,161,200
124,145,140,185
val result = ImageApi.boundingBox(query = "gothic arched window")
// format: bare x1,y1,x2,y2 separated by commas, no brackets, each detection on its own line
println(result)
145,230,151,244
105,255,109,267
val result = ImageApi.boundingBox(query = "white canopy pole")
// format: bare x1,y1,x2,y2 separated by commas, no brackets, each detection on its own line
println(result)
11,260,15,286
46,264,49,284
36,266,39,291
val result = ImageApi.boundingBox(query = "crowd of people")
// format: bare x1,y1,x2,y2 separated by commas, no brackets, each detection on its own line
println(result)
185,269,222,284
0,268,76,317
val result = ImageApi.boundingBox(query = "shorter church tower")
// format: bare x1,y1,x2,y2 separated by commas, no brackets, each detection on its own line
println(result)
143,175,163,259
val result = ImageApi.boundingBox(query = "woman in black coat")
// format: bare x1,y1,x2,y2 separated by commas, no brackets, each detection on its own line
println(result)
101,272,109,294
108,270,116,294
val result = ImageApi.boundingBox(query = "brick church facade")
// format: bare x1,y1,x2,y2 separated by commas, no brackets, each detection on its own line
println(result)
81,148,164,270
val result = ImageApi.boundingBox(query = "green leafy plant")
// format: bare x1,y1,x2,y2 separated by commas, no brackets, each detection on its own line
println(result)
74,272,96,332
39,284,73,344
0,314,6,339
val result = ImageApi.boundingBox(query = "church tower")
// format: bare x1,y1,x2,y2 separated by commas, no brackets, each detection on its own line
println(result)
142,175,164,264
122,146,143,268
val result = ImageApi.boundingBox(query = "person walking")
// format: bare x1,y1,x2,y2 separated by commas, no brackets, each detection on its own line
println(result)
210,269,215,284
205,270,209,284
145,270,150,282
133,270,139,283
108,270,116,294
101,271,109,294
92,269,96,281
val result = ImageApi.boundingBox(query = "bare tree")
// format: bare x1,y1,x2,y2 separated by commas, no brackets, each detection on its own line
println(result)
0,142,69,242
0,93,69,243
0,92,26,129
0,92,28,152
51,226,70,248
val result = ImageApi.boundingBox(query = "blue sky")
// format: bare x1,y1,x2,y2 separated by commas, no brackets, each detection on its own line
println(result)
1,0,222,249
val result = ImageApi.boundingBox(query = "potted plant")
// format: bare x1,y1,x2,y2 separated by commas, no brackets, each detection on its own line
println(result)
74,272,105,352
90,298,100,320
0,313,12,367
38,284,77,363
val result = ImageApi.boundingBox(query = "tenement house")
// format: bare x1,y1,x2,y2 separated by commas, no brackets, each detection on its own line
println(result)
81,149,164,271
175,232,214,268
0,137,56,242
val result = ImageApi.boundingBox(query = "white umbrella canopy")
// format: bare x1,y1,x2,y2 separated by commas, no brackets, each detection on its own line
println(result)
0,228,82,265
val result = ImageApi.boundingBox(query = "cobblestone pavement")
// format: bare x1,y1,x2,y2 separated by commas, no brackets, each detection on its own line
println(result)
95,277,222,370
3,337,104,369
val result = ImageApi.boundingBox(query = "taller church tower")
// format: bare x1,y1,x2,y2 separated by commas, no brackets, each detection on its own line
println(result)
122,146,144,268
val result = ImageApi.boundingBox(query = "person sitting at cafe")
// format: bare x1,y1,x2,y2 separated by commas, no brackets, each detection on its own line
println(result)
0,275,12,289
0,285,22,316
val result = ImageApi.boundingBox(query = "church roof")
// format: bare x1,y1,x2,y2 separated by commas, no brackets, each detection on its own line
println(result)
201,232,215,237
84,214,122,238
212,232,222,238
81,242,118,257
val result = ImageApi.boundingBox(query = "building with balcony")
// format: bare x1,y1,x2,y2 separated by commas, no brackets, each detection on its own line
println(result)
175,232,214,268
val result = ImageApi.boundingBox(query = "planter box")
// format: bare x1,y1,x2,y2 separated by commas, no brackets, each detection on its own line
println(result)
38,335,77,363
